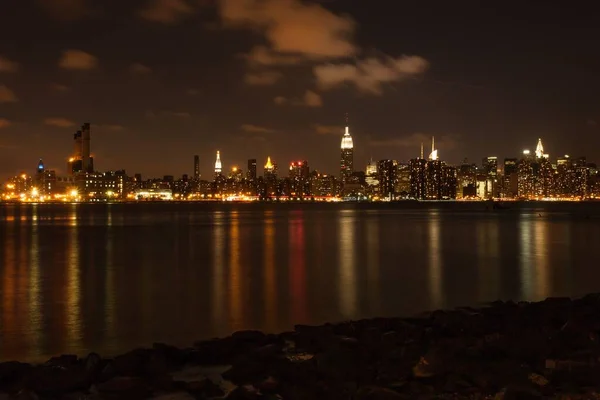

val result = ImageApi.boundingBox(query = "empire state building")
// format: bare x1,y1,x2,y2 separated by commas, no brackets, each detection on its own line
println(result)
340,125,354,182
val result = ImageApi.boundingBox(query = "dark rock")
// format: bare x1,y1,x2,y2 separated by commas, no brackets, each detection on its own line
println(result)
0,361,31,393
45,354,79,368
186,378,225,398
83,353,102,373
96,376,150,400
111,348,150,376
355,386,403,400
231,330,267,344
25,365,90,396
256,376,278,394
225,385,261,400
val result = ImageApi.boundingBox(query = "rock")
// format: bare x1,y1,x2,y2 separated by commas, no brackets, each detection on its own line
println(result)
222,357,269,385
231,330,267,344
355,386,403,400
149,392,195,400
83,353,102,373
97,376,150,399
225,385,261,400
25,366,90,396
112,349,150,376
45,355,79,368
256,376,278,394
186,378,225,398
0,361,31,392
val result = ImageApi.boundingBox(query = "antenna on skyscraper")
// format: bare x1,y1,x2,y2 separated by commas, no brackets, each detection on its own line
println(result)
420,143,424,159
345,112,349,126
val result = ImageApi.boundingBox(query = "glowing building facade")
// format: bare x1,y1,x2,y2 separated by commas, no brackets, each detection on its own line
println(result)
340,126,354,183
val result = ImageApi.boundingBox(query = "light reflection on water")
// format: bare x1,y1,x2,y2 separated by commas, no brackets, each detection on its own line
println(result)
1,202,600,362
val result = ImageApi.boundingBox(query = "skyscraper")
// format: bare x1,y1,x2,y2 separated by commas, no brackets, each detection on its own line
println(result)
194,155,200,179
340,121,354,183
429,136,438,161
247,159,257,181
214,151,222,177
535,138,544,159
81,123,91,172
68,122,94,175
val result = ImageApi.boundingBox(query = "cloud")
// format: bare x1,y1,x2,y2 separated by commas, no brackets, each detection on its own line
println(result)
369,133,458,152
44,117,76,128
138,0,193,24
0,56,19,73
95,124,126,132
314,124,343,135
243,46,302,66
241,124,275,134
148,110,191,118
244,71,282,85
129,63,152,74
0,85,17,103
303,90,322,107
49,83,69,91
37,0,87,21
218,0,356,60
0,118,11,129
167,111,191,118
274,90,322,107
59,49,98,70
314,55,429,95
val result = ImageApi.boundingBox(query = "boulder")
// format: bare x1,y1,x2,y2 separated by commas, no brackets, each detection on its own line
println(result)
97,376,150,400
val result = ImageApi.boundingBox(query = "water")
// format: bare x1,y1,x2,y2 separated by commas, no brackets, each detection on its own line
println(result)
1,202,600,362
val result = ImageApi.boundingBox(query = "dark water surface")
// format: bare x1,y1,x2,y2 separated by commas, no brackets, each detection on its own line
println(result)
1,202,600,362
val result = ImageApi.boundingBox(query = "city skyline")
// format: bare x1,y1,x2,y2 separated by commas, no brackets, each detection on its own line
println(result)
1,1,600,180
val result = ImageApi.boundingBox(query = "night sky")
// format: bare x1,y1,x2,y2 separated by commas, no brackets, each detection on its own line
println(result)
1,0,599,180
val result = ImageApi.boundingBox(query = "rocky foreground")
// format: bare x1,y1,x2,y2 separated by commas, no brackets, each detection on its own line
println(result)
5,296,600,399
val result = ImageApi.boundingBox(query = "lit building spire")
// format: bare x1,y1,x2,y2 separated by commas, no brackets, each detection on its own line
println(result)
535,138,544,159
265,156,274,170
214,151,222,174
429,136,438,161
420,142,424,159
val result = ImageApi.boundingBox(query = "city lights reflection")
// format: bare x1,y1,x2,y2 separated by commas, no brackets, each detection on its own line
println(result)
289,211,307,322
263,211,277,331
229,211,242,328
427,209,443,309
476,221,500,302
339,209,357,318
211,211,225,327
66,207,82,349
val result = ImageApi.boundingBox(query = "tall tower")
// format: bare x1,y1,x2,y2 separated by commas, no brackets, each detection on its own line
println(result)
37,159,45,174
535,138,544,159
81,123,91,172
340,114,354,182
214,151,222,177
429,136,438,161
247,159,257,181
194,155,200,179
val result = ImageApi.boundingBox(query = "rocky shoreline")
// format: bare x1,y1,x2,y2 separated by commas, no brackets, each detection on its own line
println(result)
4,295,600,399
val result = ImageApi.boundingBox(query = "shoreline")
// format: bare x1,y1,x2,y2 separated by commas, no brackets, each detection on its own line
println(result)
3,296,600,398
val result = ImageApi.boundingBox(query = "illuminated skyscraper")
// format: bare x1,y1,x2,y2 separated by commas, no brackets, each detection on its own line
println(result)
535,138,544,159
81,123,91,172
68,122,94,175
214,151,222,177
340,121,354,182
194,155,200,179
264,156,277,197
247,159,257,181
37,159,45,174
429,136,438,161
